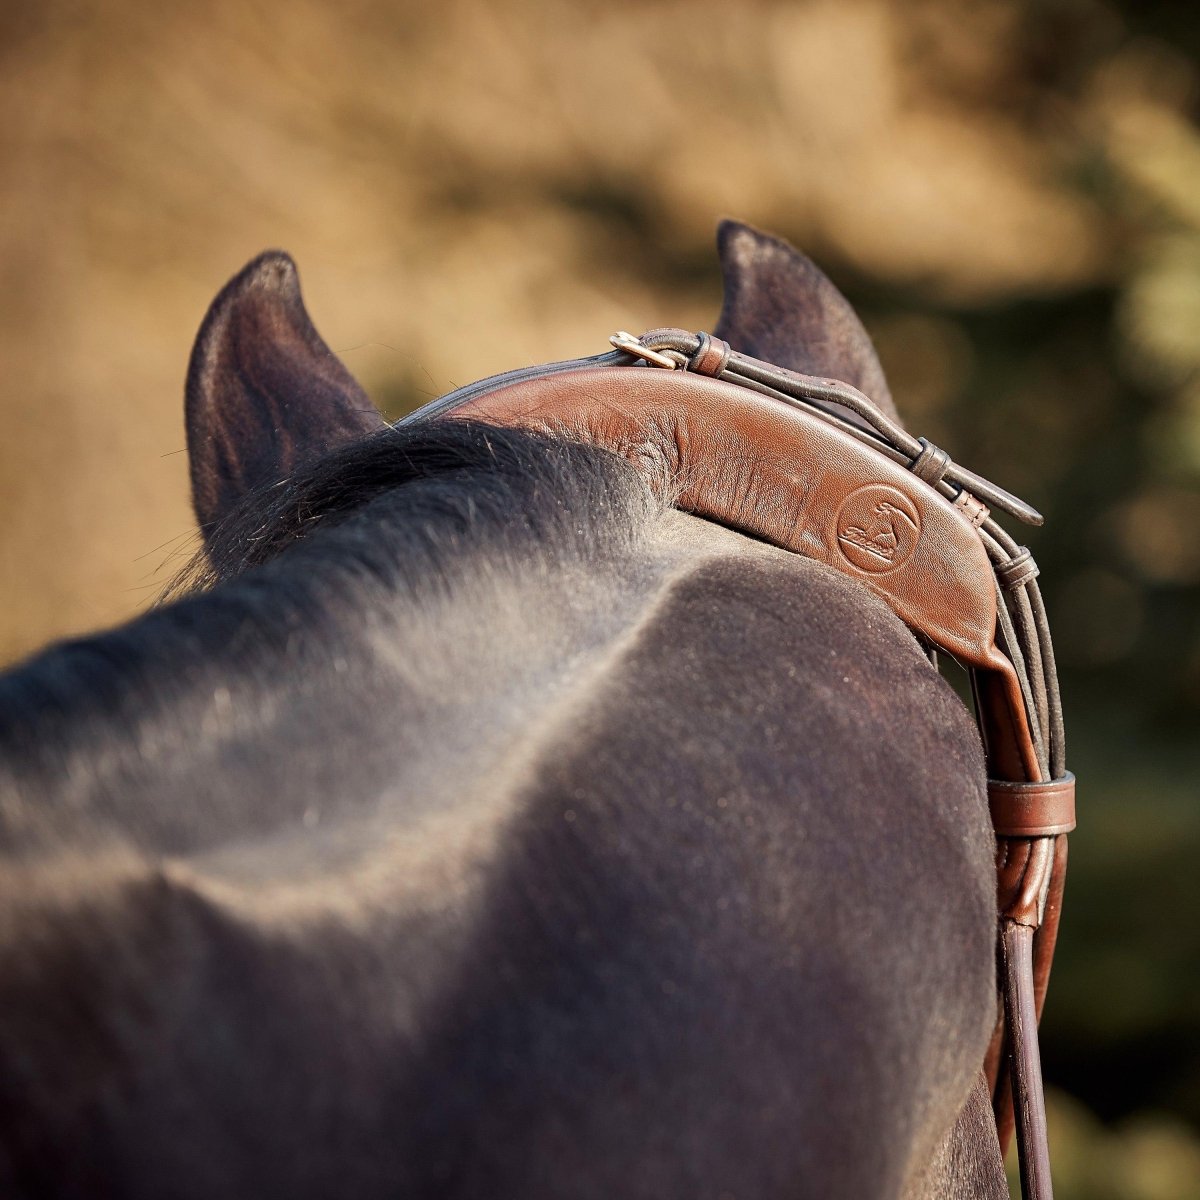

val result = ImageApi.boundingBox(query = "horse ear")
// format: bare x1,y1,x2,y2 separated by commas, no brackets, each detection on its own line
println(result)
185,251,386,535
713,220,896,419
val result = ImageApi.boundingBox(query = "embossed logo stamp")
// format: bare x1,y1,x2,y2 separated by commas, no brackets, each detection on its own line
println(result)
835,485,921,573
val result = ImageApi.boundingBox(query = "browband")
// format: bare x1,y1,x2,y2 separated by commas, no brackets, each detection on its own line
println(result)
400,328,1074,1199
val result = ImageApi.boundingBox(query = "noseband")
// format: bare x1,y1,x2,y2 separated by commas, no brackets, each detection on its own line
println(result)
401,328,1075,1199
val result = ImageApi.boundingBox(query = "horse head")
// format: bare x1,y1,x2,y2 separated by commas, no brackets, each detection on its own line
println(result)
0,222,1061,1200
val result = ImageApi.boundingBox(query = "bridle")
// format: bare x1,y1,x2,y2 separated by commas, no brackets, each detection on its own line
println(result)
400,327,1075,1199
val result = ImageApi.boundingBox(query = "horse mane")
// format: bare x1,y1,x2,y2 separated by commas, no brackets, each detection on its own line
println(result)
0,422,660,825
172,419,662,592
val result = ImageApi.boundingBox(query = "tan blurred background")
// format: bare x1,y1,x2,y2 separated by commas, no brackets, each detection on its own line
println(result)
2,1,1198,1195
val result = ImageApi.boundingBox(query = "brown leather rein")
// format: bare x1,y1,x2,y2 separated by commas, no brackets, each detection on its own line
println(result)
399,327,1075,1199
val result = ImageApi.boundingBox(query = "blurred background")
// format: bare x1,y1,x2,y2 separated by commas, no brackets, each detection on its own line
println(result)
1,0,1197,1194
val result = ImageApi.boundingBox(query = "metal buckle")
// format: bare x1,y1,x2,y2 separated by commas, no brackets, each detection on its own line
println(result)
609,331,679,370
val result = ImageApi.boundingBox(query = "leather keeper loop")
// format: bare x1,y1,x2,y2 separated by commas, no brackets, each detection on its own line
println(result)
689,331,732,378
989,773,1076,837
997,547,1039,591
912,437,951,485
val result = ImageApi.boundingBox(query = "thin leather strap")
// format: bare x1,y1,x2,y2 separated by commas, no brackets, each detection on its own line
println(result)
1003,921,1054,1199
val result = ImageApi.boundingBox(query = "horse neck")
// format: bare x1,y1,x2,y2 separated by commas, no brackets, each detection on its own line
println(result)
0,503,1004,1197
0,508,733,864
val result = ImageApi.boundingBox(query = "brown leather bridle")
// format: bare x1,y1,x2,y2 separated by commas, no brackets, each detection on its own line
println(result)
400,328,1075,1200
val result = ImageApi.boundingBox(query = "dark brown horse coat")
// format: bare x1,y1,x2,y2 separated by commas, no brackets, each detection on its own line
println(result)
0,223,1008,1198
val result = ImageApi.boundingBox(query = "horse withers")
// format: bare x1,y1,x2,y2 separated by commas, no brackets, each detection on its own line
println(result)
0,222,1010,1198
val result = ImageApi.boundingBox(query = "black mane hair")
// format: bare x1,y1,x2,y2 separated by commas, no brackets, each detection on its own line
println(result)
175,419,662,592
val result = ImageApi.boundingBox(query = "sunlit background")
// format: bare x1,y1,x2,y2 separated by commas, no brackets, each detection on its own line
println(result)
2,1,1198,1195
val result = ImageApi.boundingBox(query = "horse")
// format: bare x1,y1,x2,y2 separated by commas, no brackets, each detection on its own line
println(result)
0,221,1012,1198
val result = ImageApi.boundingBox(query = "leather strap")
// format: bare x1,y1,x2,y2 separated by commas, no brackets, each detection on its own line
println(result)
400,329,1071,1199
989,775,1076,838
1004,921,1054,1199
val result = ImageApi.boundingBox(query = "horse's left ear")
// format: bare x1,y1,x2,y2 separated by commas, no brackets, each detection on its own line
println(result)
713,220,897,421
185,251,387,537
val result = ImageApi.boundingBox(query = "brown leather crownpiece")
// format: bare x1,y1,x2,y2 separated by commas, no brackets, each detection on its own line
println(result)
989,775,1076,837
445,365,1017,677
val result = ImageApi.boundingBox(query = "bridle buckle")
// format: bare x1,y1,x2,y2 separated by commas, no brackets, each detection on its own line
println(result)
609,330,681,370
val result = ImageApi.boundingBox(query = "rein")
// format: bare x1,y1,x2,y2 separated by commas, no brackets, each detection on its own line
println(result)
400,328,1075,1199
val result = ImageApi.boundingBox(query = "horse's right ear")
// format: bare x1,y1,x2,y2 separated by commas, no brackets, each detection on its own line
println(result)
185,252,387,539
712,220,897,421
